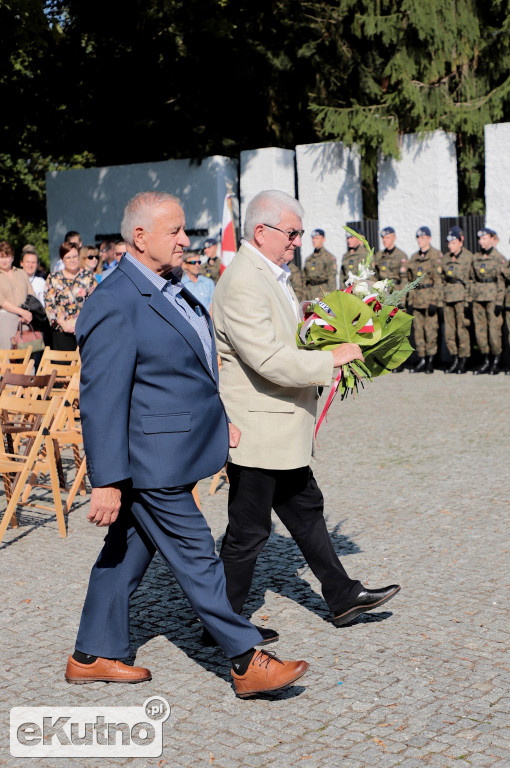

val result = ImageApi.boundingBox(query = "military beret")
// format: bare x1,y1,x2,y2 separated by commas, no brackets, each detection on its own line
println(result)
311,228,325,237
416,226,431,237
346,230,365,239
202,237,217,249
446,226,463,241
380,227,395,237
477,227,497,237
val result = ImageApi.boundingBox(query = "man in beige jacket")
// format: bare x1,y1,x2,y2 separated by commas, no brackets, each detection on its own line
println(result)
211,190,400,641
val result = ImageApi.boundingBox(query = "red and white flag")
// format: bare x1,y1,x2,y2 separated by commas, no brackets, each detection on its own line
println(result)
220,193,236,273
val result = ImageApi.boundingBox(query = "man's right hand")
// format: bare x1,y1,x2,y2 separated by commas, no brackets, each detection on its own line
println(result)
331,343,364,368
87,485,122,527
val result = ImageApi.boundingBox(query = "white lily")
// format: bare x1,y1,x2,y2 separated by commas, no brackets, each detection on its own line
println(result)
353,281,370,297
372,279,390,294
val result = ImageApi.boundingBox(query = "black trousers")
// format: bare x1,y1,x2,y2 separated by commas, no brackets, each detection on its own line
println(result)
219,463,362,615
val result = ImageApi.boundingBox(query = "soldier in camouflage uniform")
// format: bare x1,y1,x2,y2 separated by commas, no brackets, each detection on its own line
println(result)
501,254,510,374
199,237,221,283
374,227,408,300
470,227,505,375
302,228,337,298
340,232,368,288
289,258,306,303
406,226,442,373
441,226,473,374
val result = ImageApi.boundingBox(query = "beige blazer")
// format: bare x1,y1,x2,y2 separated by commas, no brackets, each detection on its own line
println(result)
212,243,334,469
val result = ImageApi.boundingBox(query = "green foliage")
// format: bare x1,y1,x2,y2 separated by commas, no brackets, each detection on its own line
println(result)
308,0,510,215
0,216,50,271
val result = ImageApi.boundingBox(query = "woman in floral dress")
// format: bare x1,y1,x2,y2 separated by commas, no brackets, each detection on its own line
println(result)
45,242,96,350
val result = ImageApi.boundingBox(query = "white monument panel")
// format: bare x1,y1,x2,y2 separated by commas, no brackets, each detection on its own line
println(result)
295,141,363,271
485,123,510,259
378,131,458,258
239,147,296,229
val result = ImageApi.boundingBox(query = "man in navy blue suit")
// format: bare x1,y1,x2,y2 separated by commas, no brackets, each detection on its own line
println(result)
64,191,308,698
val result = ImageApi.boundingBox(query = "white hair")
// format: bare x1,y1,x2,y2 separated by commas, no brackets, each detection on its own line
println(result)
243,190,304,240
120,191,181,245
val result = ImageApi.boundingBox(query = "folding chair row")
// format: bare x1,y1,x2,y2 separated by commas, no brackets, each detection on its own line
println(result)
0,394,66,543
0,371,88,543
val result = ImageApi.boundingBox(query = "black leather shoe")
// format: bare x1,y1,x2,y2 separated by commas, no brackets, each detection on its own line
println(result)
473,354,490,375
456,357,467,374
201,625,279,647
409,357,426,373
333,585,401,627
488,355,500,375
445,355,458,373
425,355,434,374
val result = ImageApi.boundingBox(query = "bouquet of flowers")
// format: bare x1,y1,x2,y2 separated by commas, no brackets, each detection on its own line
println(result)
297,227,422,437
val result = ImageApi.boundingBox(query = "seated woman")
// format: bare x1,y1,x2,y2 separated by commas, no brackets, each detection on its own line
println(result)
45,242,96,350
0,240,35,349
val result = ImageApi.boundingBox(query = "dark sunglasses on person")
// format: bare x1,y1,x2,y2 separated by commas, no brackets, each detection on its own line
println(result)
263,223,305,240
87,254,99,260
186,260,201,265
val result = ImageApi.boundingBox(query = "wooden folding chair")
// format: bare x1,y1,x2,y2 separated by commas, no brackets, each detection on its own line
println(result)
0,347,34,366
209,466,229,495
0,394,66,543
36,348,80,371
20,373,87,513
0,361,34,377
0,371,58,497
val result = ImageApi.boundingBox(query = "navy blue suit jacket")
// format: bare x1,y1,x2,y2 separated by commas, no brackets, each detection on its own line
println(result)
76,257,229,489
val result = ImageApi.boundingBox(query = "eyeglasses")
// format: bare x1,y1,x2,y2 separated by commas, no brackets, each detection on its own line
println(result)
99,248,109,254
263,223,304,241
186,260,201,265
86,255,99,260
114,252,124,257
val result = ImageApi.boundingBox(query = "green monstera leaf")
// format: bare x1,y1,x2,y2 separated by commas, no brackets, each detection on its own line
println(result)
362,305,415,377
297,291,382,350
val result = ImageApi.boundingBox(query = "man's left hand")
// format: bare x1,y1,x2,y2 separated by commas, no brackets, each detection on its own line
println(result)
87,485,122,527
229,423,241,448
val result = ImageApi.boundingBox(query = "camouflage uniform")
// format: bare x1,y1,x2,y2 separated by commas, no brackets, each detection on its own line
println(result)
200,257,221,284
502,258,510,372
374,247,408,288
469,248,505,356
441,248,473,359
406,247,442,358
302,247,337,298
340,244,368,289
289,260,305,303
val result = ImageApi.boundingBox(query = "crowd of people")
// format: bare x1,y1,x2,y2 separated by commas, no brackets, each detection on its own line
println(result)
0,232,130,354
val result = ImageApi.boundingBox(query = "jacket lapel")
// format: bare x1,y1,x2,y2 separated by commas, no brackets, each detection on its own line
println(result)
118,259,216,382
239,244,300,328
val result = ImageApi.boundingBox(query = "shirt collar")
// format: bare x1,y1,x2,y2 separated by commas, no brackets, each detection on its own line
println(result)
243,240,291,282
124,251,182,292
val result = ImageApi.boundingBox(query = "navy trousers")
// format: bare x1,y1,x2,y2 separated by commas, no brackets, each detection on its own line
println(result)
75,485,262,659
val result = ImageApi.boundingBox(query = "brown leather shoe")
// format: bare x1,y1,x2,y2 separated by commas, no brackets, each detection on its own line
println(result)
232,650,309,698
65,656,152,684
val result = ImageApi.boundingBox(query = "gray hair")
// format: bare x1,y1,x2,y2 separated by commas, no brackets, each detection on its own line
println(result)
243,190,304,240
120,191,182,245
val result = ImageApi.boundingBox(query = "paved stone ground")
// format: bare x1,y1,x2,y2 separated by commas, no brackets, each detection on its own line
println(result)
1,371,509,768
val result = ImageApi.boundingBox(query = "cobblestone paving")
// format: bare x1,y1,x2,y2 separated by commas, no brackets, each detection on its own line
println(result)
1,372,509,768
